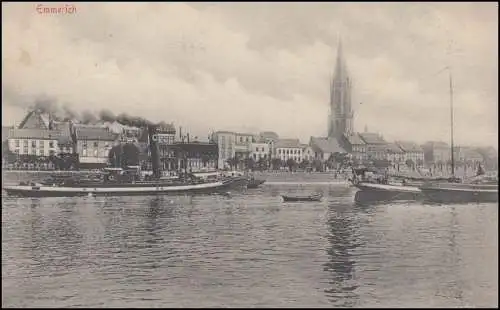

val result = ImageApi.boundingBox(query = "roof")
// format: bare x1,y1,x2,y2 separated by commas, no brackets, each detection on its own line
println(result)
359,132,387,144
309,137,346,154
213,131,238,138
75,128,117,141
18,110,50,129
50,121,71,136
275,138,302,148
259,131,279,141
235,132,255,137
424,141,449,148
73,123,107,129
396,141,424,152
385,143,404,153
7,128,67,140
344,133,365,145
57,136,73,145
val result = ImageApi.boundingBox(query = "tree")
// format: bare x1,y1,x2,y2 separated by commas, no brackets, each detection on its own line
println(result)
299,159,310,169
2,141,18,164
286,158,297,171
271,158,283,170
312,159,323,172
245,157,256,171
416,158,424,167
405,159,415,168
257,157,267,171
226,157,239,170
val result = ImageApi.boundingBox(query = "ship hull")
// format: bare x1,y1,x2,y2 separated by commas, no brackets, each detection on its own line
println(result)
420,183,498,204
247,179,266,189
3,178,247,198
354,182,422,203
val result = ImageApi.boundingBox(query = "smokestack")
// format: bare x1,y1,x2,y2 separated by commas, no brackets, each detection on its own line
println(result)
147,125,161,179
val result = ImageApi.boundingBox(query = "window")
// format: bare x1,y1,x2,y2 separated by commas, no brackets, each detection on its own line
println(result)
82,141,87,148
32,140,36,148
15,140,20,147
94,141,99,148
49,141,54,148
256,147,258,152
240,137,243,143
261,147,264,152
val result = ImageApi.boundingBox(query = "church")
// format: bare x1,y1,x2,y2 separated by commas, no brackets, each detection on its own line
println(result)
310,39,388,164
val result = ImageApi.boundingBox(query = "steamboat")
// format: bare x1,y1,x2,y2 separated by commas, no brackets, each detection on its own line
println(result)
3,125,248,197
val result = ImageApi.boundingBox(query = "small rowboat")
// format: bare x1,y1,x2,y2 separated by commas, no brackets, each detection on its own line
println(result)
282,194,322,202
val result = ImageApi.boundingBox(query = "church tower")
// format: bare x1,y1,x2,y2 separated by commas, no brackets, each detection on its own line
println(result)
328,38,354,139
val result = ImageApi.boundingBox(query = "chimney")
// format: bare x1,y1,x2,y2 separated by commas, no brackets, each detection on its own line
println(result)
147,125,161,179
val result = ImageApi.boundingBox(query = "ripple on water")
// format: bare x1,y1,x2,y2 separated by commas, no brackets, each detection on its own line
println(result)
2,183,498,308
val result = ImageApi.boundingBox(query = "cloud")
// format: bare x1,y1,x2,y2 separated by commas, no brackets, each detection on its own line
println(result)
1,2,497,147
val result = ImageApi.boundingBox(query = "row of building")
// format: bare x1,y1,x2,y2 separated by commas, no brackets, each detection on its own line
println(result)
2,109,497,172
211,129,496,169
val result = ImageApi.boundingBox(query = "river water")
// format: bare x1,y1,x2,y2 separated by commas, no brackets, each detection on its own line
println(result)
2,180,498,307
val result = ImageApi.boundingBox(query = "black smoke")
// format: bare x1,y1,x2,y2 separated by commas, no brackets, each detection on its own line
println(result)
80,109,98,124
98,109,116,122
62,105,78,121
115,112,153,128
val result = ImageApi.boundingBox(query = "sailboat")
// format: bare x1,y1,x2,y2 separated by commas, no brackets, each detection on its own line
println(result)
419,67,498,203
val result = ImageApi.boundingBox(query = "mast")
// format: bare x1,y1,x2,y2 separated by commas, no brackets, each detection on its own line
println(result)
448,67,455,177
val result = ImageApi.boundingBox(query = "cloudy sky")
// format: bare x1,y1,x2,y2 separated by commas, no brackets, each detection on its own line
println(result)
2,2,498,147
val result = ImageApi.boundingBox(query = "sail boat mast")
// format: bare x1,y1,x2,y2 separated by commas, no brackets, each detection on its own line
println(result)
448,67,455,177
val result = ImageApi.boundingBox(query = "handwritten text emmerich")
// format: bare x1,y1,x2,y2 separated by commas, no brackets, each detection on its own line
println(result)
36,4,77,15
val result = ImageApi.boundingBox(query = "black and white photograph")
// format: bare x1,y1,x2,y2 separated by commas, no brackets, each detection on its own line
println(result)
2,2,498,308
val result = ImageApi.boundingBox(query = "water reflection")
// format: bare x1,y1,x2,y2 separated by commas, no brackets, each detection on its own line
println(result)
323,202,362,307
29,199,84,274
441,206,464,302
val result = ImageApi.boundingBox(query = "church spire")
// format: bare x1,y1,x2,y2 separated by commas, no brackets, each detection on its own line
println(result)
334,36,346,81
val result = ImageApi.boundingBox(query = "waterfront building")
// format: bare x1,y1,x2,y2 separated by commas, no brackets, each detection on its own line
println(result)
234,132,255,164
105,121,143,143
249,142,270,162
275,139,304,163
211,131,236,169
454,146,484,165
74,127,118,169
395,141,424,166
422,141,451,164
359,132,387,161
341,133,367,162
211,131,258,169
302,145,315,162
475,146,498,170
385,143,405,164
170,142,218,172
309,136,346,161
155,124,177,171
259,131,279,158
7,128,65,157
